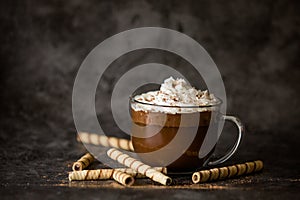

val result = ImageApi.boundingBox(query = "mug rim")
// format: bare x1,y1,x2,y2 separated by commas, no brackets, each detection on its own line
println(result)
129,95,222,108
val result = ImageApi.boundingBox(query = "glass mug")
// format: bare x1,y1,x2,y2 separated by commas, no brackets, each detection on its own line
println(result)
130,95,243,173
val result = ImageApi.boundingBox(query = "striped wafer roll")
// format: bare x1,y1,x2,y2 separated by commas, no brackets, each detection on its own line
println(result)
77,132,134,152
112,170,134,186
192,160,263,184
68,167,167,181
69,169,115,181
72,153,94,171
118,167,167,178
107,148,172,186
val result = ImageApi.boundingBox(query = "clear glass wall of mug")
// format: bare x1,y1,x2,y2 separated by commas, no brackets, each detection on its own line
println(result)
130,96,243,173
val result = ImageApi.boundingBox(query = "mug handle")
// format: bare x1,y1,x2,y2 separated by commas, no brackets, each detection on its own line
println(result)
207,115,244,166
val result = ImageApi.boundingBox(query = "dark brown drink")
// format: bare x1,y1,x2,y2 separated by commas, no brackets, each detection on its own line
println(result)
130,77,243,172
131,108,216,172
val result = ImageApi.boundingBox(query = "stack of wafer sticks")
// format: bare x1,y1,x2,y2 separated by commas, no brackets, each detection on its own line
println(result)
69,132,263,186
69,152,169,186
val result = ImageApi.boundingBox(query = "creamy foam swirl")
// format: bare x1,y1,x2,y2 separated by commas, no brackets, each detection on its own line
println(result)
132,77,220,114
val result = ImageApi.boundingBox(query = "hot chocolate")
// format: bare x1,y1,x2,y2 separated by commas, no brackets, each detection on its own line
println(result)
130,77,221,172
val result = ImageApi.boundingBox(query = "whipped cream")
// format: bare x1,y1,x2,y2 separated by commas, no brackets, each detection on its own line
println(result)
131,77,220,113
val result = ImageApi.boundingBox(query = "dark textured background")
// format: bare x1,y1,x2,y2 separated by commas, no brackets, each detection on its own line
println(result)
0,0,299,199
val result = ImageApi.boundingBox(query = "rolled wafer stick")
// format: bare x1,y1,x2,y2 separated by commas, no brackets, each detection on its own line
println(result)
112,170,134,186
68,167,167,181
228,165,238,178
117,167,167,178
192,160,263,184
107,148,172,186
72,153,94,171
69,168,134,186
77,132,134,152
